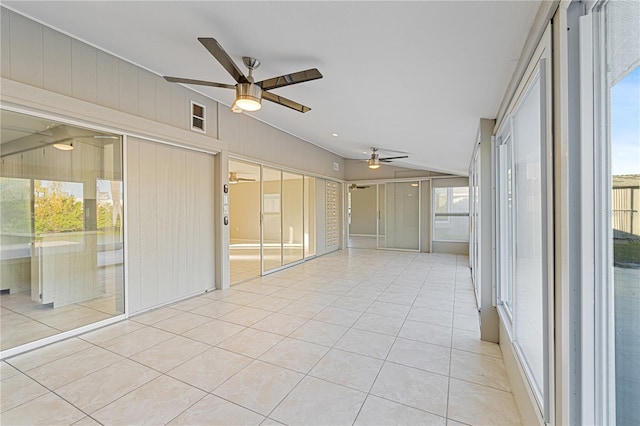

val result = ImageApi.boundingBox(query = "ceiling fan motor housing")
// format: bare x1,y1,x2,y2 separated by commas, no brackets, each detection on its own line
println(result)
235,83,263,110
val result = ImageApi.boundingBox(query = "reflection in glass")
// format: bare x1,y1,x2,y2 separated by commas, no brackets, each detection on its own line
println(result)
512,73,544,400
228,160,262,284
379,182,420,250
282,172,304,265
304,176,316,258
263,167,282,272
606,1,640,423
0,109,124,352
433,187,470,241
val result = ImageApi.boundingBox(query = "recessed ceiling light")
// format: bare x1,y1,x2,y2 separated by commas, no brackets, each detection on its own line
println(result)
331,133,338,137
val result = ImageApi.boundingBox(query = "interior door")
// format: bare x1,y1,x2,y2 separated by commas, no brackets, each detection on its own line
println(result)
378,181,420,250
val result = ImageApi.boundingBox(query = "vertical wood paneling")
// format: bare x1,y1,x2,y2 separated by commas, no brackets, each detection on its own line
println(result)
137,69,156,121
138,140,159,309
154,144,173,303
96,51,119,110
43,28,72,96
71,40,97,103
118,60,139,116
154,75,173,125
1,8,11,79
170,84,187,130
173,148,187,297
126,138,142,312
9,12,43,88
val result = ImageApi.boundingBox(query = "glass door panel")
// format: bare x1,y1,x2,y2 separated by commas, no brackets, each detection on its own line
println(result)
347,184,377,248
262,167,282,272
304,176,316,257
282,172,303,265
228,159,261,284
378,182,420,250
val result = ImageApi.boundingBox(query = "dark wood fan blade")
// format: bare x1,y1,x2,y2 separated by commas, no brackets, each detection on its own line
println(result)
237,178,256,182
262,91,311,113
198,37,248,83
257,68,322,91
163,76,235,89
380,156,409,162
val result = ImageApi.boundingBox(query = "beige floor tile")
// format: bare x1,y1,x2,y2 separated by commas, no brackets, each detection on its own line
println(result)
261,418,286,426
167,346,252,391
447,378,521,425
371,362,449,417
446,419,470,426
183,318,246,345
220,306,273,326
289,320,348,347
169,295,212,311
453,313,480,332
278,301,326,319
407,306,454,327
387,338,451,375
366,301,411,319
6,337,93,372
312,306,362,327
26,346,123,389
376,292,417,306
0,392,85,425
92,375,206,425
190,300,242,318
251,312,308,336
352,313,404,336
0,321,59,350
248,296,293,312
331,296,373,312
271,288,310,301
399,320,453,347
218,328,283,358
72,416,102,425
260,337,329,373
298,292,340,306
79,319,145,345
130,335,210,372
214,360,303,415
334,328,395,359
221,292,264,306
131,307,183,325
169,394,265,425
271,376,366,425
152,311,213,334
452,328,502,358
56,358,160,413
449,349,511,391
0,373,49,413
310,348,383,392
354,395,446,426
0,361,20,379
101,326,174,357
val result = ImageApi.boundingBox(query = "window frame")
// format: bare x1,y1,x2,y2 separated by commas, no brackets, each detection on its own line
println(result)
431,186,470,243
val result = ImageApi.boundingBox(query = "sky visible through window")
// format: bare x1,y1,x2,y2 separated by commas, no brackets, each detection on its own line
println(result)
611,66,640,175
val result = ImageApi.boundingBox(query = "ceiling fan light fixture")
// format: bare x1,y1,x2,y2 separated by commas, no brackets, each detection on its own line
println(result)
53,142,74,151
368,156,380,169
235,83,262,111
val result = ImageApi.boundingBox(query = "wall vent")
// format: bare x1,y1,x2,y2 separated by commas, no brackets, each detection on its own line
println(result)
191,101,206,133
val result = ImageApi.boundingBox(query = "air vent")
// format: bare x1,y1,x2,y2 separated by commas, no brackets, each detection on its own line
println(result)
191,101,206,133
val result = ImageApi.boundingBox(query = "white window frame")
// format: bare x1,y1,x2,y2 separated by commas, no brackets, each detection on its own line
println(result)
432,186,470,243
494,24,554,422
190,100,206,133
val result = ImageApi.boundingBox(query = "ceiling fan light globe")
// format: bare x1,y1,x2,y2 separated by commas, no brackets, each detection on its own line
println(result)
53,142,74,151
368,158,380,169
235,83,262,111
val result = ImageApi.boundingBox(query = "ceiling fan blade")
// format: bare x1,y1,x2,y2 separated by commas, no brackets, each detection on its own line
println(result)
380,155,409,162
163,76,235,89
262,91,311,113
257,68,323,91
198,37,248,84
238,178,256,182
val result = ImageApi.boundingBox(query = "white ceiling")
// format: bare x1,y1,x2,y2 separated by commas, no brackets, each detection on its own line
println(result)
4,1,540,176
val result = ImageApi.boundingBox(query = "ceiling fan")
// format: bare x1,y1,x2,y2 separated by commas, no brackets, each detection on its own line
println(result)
367,147,409,169
229,172,256,184
349,183,371,190
164,38,322,113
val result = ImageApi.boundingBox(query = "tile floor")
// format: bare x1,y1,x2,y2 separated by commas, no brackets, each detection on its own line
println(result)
1,249,521,425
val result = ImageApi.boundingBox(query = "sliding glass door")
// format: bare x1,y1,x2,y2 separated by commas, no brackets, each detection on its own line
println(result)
262,167,282,273
377,182,420,250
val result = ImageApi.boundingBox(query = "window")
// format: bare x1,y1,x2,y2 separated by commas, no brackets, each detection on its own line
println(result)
592,1,640,423
190,100,205,132
433,186,469,241
494,25,552,420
